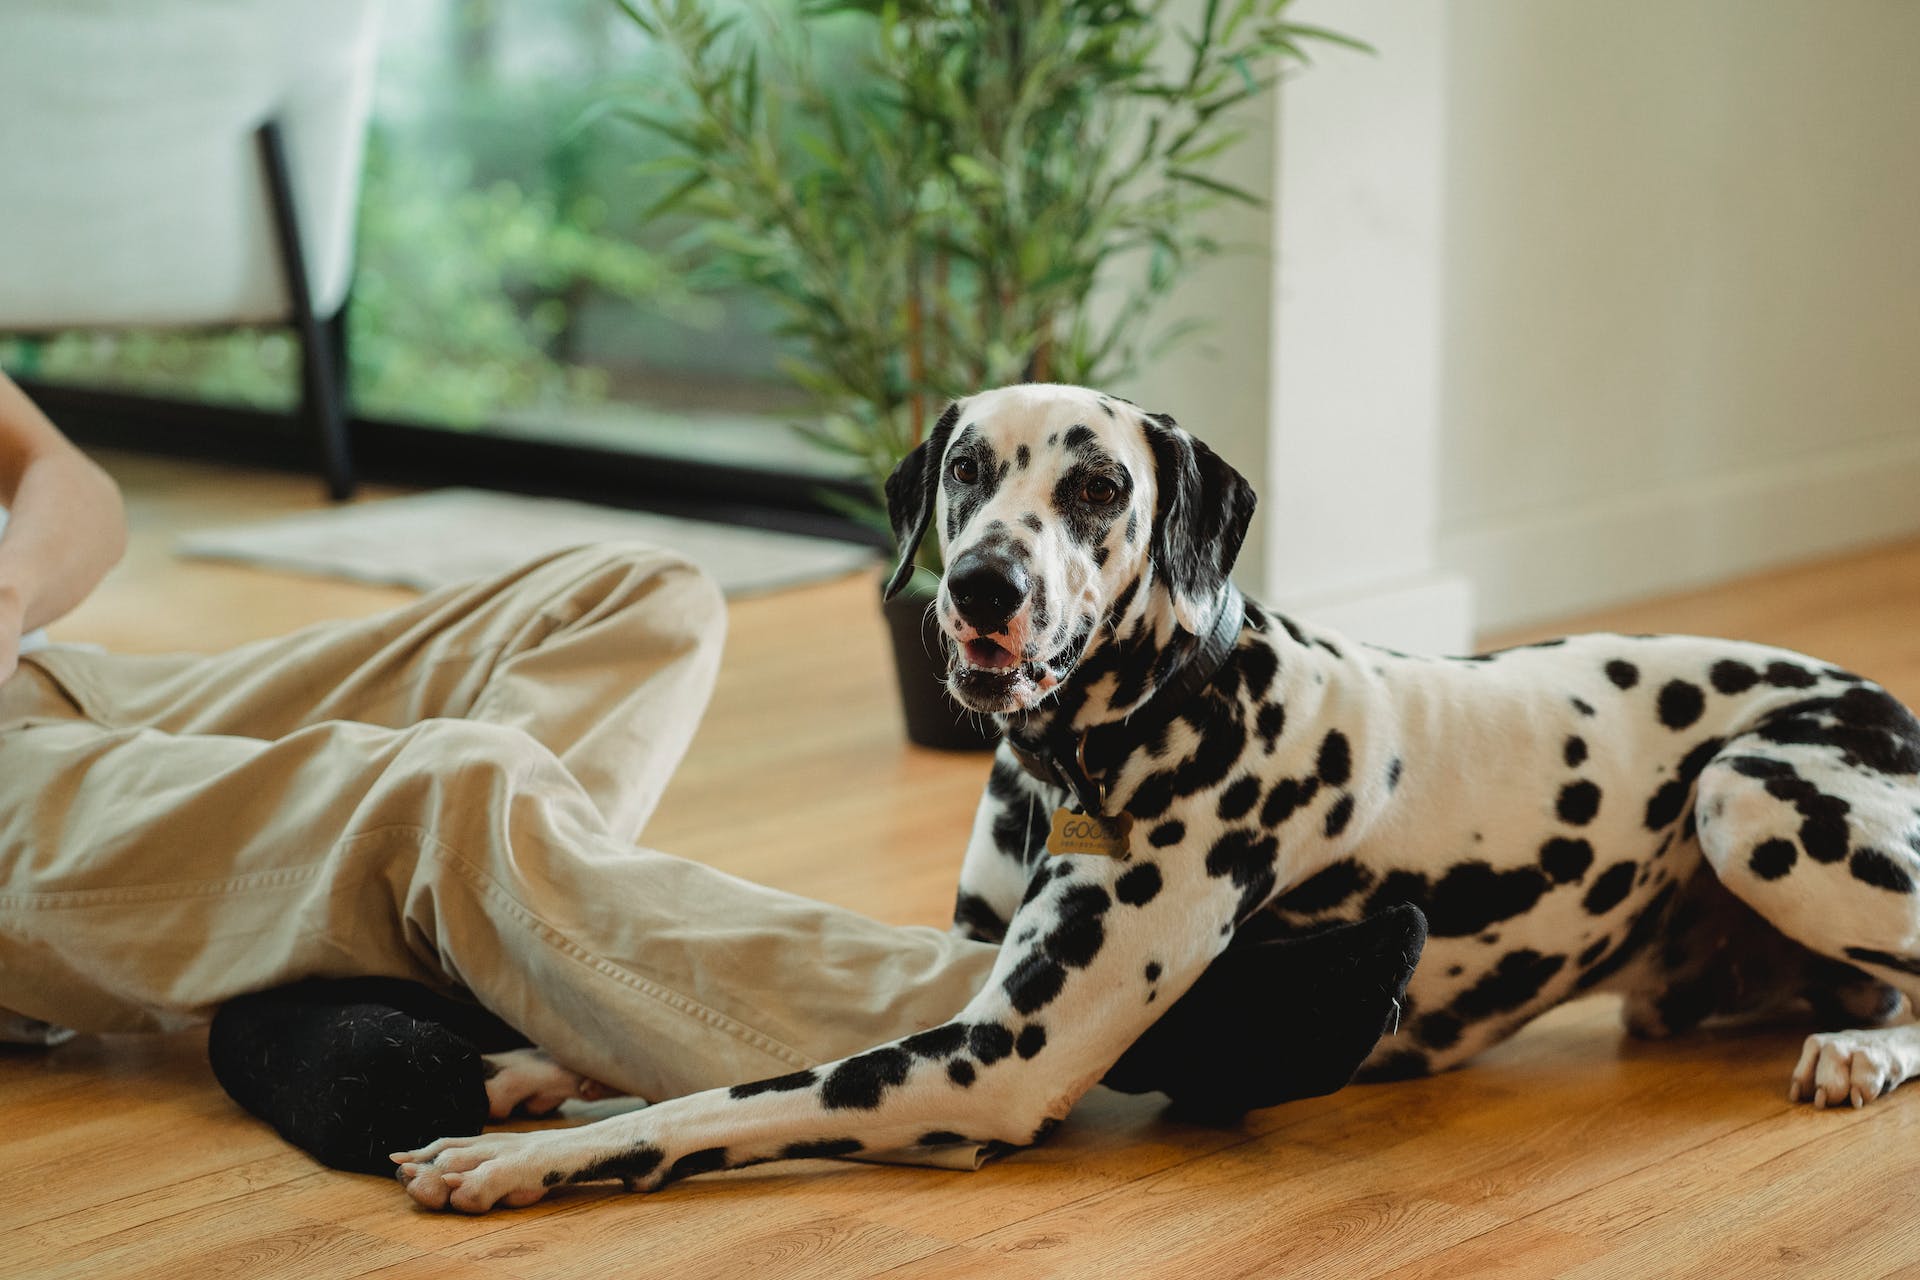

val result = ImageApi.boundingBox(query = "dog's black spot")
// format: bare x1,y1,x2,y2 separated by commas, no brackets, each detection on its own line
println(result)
1218,775,1260,821
1115,862,1164,907
969,1022,1016,1064
902,1022,968,1059
1020,512,1042,533
568,1143,665,1186
1324,795,1356,837
1576,936,1609,967
1015,444,1031,470
1004,953,1070,1014
1564,736,1588,767
920,1131,969,1146
822,1047,913,1110
1582,862,1637,914
1148,821,1185,848
1766,661,1818,689
1415,1012,1462,1050
1540,837,1594,884
1255,703,1287,752
1261,776,1320,827
1424,862,1549,938
947,1060,977,1086
1728,755,1794,779
1205,827,1281,919
1711,660,1760,694
1125,511,1138,544
1356,1049,1431,1082
1750,838,1798,880
953,892,1009,942
1144,961,1162,982
1064,424,1094,449
1677,737,1725,783
1387,757,1403,789
1850,847,1914,893
661,1147,730,1186
1453,949,1566,1019
1318,731,1352,786
1800,802,1852,864
1020,861,1059,908
1237,644,1280,703
1606,660,1640,690
1016,1024,1048,1059
783,1138,864,1160
1657,680,1706,730
1571,697,1596,717
730,1069,815,1099
1271,858,1374,915
1557,780,1602,825
1364,869,1431,918
1046,913,1106,969
1093,546,1110,568
1129,709,1251,820
1644,780,1690,831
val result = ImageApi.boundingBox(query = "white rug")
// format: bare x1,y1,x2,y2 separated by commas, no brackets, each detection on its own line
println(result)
177,488,877,598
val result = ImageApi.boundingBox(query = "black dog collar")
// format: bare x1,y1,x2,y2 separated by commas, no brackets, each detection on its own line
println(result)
1007,582,1245,818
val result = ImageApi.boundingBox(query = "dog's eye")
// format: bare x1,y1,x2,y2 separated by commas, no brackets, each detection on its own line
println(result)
1081,476,1119,505
950,457,979,485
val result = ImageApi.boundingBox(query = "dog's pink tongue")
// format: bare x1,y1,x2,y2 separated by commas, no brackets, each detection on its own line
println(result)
966,638,1018,670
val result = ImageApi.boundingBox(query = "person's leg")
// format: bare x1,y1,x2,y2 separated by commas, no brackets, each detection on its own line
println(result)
0,662,998,1100
28,542,728,841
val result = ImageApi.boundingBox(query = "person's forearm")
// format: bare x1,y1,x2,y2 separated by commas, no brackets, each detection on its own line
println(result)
0,376,127,631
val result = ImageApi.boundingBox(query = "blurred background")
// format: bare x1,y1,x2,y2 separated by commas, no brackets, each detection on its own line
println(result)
2,0,1917,651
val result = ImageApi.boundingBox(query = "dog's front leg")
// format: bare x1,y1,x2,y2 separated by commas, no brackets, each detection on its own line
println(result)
394,851,1239,1212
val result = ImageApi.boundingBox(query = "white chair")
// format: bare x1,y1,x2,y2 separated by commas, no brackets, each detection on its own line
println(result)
0,0,385,498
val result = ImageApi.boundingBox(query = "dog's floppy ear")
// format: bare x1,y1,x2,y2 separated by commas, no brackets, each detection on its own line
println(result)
881,401,961,600
1144,411,1257,632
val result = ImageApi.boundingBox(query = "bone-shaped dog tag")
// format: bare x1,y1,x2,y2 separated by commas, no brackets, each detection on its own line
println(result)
1048,809,1133,859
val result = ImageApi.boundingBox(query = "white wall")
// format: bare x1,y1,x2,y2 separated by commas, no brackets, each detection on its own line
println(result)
1437,1,1920,630
1136,0,1475,654
1264,0,1472,653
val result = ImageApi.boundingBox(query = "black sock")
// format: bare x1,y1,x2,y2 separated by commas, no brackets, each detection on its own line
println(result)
1102,903,1429,1120
207,978,525,1175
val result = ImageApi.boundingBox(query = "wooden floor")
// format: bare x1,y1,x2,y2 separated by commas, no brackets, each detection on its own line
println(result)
9,451,1920,1279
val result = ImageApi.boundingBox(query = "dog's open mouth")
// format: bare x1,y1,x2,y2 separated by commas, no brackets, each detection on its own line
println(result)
962,637,1018,671
950,635,1042,712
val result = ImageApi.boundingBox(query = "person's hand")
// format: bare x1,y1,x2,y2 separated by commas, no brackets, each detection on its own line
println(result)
0,584,24,685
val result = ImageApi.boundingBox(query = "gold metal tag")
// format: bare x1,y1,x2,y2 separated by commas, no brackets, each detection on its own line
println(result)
1047,808,1133,859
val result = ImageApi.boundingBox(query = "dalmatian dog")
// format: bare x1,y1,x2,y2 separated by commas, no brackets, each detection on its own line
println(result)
394,382,1920,1212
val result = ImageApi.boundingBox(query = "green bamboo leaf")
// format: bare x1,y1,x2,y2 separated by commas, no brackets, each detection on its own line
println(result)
1166,167,1264,204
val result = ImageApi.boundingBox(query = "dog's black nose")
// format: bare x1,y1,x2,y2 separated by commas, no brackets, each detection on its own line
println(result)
948,553,1029,633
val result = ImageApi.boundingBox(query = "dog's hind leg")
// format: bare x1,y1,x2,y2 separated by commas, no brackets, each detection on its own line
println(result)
1693,684,1920,1107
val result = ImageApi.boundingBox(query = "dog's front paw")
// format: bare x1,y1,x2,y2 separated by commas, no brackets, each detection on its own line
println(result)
1789,1030,1913,1109
392,1131,565,1213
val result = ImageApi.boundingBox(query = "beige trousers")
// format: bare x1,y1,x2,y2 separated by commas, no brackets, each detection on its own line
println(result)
0,544,999,1109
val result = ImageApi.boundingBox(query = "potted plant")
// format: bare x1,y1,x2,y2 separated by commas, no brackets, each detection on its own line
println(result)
608,0,1356,748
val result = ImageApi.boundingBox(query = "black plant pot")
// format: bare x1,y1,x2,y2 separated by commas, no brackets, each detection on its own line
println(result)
881,588,999,752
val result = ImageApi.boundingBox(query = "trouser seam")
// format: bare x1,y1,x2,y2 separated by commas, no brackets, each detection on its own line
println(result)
413,824,816,1075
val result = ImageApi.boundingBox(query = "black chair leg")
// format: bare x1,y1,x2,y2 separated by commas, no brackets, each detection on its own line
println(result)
256,119,354,501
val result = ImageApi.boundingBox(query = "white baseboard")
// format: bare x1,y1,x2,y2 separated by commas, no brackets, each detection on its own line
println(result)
1441,432,1920,633
1267,570,1476,655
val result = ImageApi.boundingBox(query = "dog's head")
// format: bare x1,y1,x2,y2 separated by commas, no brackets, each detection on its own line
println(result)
883,383,1256,716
